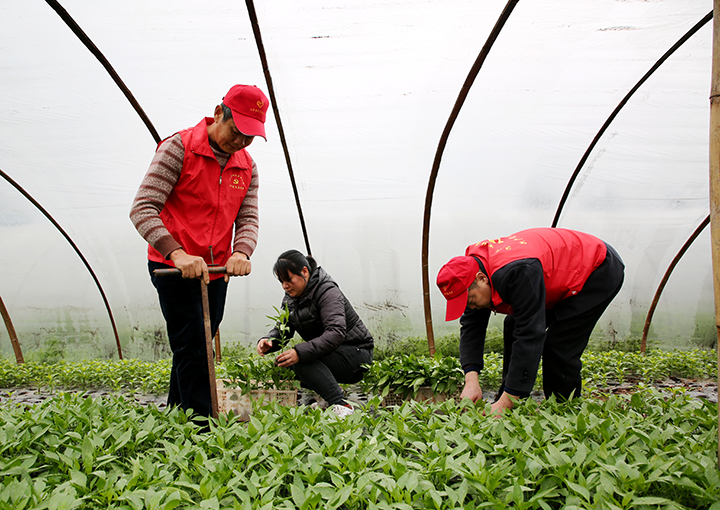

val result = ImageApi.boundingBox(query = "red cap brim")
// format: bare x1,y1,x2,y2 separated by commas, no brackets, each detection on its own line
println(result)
230,111,267,141
445,290,468,321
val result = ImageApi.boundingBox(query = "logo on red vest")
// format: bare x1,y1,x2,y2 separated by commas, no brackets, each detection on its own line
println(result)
229,174,246,190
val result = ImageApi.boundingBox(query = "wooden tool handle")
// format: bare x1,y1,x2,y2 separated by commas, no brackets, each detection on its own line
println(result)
153,266,227,277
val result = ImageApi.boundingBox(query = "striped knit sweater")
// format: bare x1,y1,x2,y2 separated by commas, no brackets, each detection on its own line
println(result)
129,132,259,260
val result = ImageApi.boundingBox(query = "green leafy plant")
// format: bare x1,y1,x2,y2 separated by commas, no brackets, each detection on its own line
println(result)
373,328,504,360
220,355,299,394
0,387,718,509
219,341,255,359
361,352,507,399
360,354,465,399
0,350,718,508
268,303,293,346
2,348,714,405
219,305,300,395
0,358,171,394
581,348,717,390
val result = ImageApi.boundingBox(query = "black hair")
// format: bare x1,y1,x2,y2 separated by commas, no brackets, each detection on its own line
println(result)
273,250,317,283
220,103,233,122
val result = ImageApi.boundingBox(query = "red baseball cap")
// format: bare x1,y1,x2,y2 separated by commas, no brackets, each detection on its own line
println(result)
222,84,269,140
436,256,479,321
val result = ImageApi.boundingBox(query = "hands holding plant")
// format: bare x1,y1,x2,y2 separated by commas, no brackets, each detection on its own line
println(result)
256,337,299,368
489,391,517,415
460,371,483,403
461,370,518,416
274,348,299,368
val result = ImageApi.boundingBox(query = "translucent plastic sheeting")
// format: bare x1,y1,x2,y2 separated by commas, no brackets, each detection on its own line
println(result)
0,0,714,360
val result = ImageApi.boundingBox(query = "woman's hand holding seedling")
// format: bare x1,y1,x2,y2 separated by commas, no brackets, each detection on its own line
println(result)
257,337,299,368
275,348,298,368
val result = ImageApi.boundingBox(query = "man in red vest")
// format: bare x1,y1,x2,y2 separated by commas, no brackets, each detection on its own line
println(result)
436,228,624,414
130,84,269,419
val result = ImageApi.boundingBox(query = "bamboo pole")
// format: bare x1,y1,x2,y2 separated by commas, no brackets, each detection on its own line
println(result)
0,296,24,364
709,0,720,470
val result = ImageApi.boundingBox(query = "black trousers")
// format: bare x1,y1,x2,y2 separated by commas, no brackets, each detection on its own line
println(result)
292,344,373,406
149,261,227,418
500,279,623,401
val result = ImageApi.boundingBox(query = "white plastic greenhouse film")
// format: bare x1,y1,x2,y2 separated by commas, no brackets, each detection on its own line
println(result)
0,0,715,359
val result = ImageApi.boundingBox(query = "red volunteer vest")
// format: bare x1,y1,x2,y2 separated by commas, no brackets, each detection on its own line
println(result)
147,118,253,279
466,228,607,314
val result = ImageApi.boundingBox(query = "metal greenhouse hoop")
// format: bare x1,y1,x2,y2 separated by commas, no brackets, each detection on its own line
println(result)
550,10,713,358
552,11,713,228
421,0,520,355
45,0,161,144
0,166,123,360
245,0,313,257
640,216,710,353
